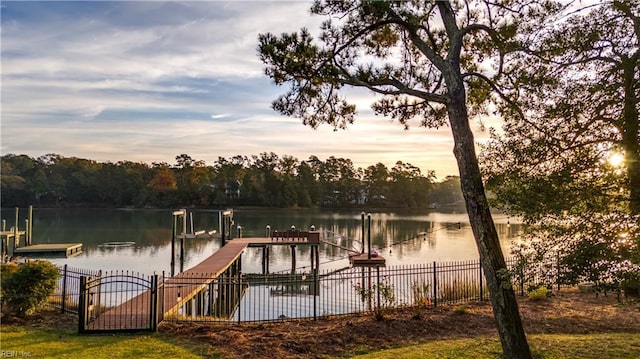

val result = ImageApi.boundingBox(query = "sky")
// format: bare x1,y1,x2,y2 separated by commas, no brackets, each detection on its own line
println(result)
1,1,497,179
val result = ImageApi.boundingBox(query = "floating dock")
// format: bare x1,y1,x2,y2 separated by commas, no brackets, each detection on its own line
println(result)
13,243,83,258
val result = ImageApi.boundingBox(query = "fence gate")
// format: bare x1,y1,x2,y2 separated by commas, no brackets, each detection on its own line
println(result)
78,272,161,333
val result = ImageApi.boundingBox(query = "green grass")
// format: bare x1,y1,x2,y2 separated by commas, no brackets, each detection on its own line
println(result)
0,325,220,358
351,333,640,359
2,324,639,359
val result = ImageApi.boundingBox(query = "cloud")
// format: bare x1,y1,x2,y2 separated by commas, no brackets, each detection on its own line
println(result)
0,1,471,178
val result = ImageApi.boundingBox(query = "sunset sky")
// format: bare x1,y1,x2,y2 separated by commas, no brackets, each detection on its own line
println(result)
1,1,497,179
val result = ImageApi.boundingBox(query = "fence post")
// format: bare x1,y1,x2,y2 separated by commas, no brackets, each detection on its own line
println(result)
313,246,318,321
160,271,165,323
479,259,483,301
432,261,437,308
376,266,381,309
520,266,525,297
78,276,87,334
237,255,242,324
61,264,68,313
151,274,159,332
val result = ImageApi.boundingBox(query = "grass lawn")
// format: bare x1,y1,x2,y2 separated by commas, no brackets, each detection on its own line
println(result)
2,324,639,359
0,325,221,358
352,333,640,359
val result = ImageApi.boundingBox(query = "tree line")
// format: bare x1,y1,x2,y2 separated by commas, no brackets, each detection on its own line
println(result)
0,152,463,209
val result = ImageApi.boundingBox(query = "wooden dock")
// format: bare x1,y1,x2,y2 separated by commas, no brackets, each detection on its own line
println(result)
349,252,386,267
13,243,83,258
86,233,321,330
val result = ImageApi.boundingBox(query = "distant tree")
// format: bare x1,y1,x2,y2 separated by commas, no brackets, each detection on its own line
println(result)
364,163,390,206
147,165,177,207
258,1,541,356
431,176,464,207
174,154,211,206
389,161,433,208
295,161,319,207
0,154,32,206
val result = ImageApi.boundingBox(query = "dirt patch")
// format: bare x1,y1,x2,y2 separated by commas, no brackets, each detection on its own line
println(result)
5,289,638,359
160,289,640,359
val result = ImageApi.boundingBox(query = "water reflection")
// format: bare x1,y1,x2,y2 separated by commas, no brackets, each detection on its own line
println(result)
2,208,520,275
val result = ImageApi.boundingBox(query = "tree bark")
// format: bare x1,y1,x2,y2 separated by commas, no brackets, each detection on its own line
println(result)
447,80,532,358
622,60,640,214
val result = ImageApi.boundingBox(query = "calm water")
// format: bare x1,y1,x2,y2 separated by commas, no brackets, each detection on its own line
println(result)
3,208,520,275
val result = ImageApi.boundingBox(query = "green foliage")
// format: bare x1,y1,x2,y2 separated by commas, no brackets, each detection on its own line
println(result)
353,276,396,321
437,280,481,302
1,152,441,209
527,285,552,301
1,260,59,317
452,305,470,314
411,281,431,307
481,1,640,301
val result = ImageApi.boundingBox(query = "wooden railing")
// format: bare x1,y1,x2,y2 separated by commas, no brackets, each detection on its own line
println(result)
271,230,320,243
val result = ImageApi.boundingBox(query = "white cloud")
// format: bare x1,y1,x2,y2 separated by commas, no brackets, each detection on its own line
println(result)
0,1,470,178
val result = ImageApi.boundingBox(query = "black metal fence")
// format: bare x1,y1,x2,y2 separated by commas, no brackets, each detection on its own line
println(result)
49,258,551,330
163,258,543,324
48,264,101,314
77,271,161,333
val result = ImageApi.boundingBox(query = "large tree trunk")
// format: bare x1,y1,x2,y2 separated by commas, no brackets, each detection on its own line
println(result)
622,61,640,214
447,85,532,358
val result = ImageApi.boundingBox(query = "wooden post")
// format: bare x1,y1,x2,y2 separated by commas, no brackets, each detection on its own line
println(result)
221,214,226,247
25,219,29,246
361,212,365,254
1,236,5,263
28,205,33,246
171,215,176,277
367,213,372,260
290,245,296,274
13,207,19,250
179,235,185,274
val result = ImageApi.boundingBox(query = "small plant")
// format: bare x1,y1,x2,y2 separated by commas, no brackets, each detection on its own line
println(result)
452,304,469,314
353,276,396,321
412,281,432,307
528,285,553,301
1,260,59,317
438,280,481,303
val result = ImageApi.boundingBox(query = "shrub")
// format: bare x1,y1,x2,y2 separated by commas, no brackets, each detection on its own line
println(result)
528,285,553,301
353,277,396,321
1,260,59,316
452,304,469,314
412,281,431,307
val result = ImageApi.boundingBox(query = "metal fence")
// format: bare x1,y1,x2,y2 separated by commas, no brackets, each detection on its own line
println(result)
48,264,101,314
78,271,161,333
49,257,550,328
163,258,541,324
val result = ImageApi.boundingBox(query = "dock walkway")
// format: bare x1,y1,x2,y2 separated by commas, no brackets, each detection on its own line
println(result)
86,233,319,331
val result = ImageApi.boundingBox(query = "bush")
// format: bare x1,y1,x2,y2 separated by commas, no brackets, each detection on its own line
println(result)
528,285,553,301
1,260,59,317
